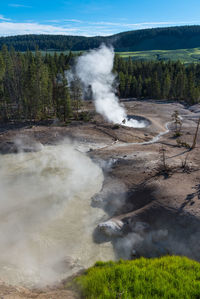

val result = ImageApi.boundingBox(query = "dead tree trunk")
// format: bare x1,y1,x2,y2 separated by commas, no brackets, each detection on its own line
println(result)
191,117,200,150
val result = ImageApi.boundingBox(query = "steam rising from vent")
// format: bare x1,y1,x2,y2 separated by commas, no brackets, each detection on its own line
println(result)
74,45,146,128
0,142,114,286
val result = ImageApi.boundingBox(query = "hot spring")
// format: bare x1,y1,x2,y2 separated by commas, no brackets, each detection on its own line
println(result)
0,143,114,287
122,115,151,128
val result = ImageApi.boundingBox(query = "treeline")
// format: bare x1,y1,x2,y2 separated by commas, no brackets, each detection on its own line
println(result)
114,56,200,103
0,47,200,123
0,34,106,52
0,46,83,122
2,26,200,52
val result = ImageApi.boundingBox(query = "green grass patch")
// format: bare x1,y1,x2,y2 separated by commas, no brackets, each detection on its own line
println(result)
117,48,200,63
29,47,200,63
30,47,200,63
74,256,200,298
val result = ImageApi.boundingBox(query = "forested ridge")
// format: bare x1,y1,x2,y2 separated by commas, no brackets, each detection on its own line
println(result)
1,25,200,52
115,55,200,103
0,46,200,123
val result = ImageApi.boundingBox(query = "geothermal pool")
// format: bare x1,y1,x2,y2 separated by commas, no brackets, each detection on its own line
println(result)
0,144,114,287
123,115,151,128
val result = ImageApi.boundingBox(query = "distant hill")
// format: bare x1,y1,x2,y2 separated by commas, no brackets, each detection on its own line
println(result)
1,25,200,52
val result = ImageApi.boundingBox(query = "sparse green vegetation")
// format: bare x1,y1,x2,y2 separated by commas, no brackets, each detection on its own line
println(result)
112,124,120,129
176,139,191,149
117,48,200,64
74,256,200,298
78,111,92,122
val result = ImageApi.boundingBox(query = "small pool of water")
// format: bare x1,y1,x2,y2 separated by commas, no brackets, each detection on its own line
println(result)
123,115,151,128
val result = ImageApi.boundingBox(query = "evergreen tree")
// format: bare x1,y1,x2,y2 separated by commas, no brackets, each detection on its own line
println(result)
70,76,82,120
162,71,171,99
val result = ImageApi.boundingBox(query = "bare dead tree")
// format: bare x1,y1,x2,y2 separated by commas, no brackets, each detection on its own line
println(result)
181,152,191,173
159,146,167,172
191,117,200,150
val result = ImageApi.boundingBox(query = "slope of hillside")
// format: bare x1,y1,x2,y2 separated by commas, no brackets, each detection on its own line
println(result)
1,25,200,52
111,25,200,51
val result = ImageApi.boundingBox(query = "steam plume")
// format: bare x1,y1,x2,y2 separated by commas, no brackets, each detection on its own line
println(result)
74,44,145,127
0,141,114,286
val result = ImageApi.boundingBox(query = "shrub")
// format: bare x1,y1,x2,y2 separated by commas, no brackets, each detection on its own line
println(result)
74,256,200,298
176,138,190,149
78,111,92,122
173,131,182,138
112,124,120,129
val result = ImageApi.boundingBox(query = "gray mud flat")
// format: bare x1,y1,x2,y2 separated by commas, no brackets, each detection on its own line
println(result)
0,100,199,297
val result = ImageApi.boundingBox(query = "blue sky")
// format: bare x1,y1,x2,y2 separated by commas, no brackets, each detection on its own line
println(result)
0,0,200,36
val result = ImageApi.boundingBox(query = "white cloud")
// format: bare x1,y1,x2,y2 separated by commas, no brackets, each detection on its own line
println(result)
45,19,83,24
0,21,113,37
123,21,199,28
9,4,32,8
0,19,198,37
90,20,198,29
46,20,61,23
0,22,80,36
90,21,121,26
0,15,11,21
64,19,83,23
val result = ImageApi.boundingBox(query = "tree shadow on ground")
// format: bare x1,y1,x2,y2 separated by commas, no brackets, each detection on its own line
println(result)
179,184,200,212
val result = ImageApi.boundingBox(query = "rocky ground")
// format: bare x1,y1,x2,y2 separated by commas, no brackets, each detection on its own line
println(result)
0,99,200,298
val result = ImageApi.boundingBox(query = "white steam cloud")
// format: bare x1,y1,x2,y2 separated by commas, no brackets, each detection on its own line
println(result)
0,141,114,287
74,44,146,128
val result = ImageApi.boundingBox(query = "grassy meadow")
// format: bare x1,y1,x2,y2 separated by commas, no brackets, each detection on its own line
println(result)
117,48,200,63
73,256,200,298
37,48,200,63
